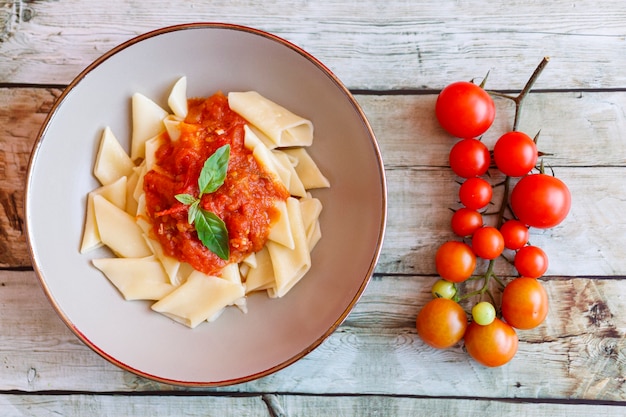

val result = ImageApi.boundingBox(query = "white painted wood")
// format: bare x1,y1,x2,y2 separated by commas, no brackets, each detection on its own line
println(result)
1,270,623,402
2,0,626,414
0,394,270,416
277,395,626,417
3,90,626,275
0,1,624,89
0,393,623,417
380,166,626,276
362,92,626,168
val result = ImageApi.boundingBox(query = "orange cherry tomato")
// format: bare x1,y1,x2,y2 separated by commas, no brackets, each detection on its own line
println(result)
514,245,549,278
464,317,519,367
416,298,468,349
471,226,505,260
499,219,529,250
501,277,549,330
435,241,476,283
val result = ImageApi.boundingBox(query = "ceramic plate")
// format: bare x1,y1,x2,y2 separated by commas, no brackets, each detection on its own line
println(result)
25,23,386,386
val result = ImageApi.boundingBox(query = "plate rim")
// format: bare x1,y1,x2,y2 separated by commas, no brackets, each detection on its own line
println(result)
24,22,388,386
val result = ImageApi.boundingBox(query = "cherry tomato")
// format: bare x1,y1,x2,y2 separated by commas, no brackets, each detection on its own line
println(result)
451,208,483,237
493,131,538,177
472,301,496,326
514,245,549,278
471,226,504,260
435,241,476,283
499,219,529,250
431,279,457,299
501,277,549,330
459,177,492,210
510,173,571,229
464,318,518,367
416,298,468,349
435,81,496,138
449,138,491,178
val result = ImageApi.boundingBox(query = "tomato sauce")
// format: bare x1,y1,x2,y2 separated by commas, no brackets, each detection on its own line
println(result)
143,93,290,275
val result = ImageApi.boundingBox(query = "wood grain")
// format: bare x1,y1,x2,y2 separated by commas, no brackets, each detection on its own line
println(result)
0,393,271,416
1,270,623,401
2,1,626,414
0,1,625,89
368,92,626,168
0,87,60,267
0,393,623,417
276,396,626,417
4,89,626,276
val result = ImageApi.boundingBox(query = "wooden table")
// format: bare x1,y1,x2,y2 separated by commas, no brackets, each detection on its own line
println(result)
1,1,625,415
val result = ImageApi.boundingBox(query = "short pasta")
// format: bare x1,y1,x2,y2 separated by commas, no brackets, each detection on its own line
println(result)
81,77,329,328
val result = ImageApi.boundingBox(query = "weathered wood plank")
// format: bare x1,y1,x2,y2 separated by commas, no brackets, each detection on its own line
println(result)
1,1,624,413
277,395,626,417
3,89,626,273
0,393,623,417
1,270,623,401
0,87,60,267
381,166,626,276
0,0,624,89
367,91,626,168
0,393,270,416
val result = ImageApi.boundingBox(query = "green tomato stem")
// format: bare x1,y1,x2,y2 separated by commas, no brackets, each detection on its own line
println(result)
457,58,550,312
487,56,550,131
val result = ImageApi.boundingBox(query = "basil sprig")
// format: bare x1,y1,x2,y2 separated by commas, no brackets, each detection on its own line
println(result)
175,144,230,260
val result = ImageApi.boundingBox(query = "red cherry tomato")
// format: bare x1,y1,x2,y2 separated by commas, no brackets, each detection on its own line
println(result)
436,81,496,138
459,177,493,210
514,245,549,278
511,174,571,229
499,220,529,250
451,208,483,237
435,241,476,283
449,138,491,178
416,298,468,349
501,277,549,330
471,226,505,260
464,318,519,367
493,131,538,177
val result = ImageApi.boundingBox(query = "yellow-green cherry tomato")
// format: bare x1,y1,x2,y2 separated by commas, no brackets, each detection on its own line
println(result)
431,279,457,299
472,301,496,326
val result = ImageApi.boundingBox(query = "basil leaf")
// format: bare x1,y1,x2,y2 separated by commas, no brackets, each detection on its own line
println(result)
198,144,230,195
175,193,197,205
173,146,231,259
187,200,200,225
194,209,230,260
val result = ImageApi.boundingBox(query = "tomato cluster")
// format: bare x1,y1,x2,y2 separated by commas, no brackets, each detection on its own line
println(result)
416,72,571,367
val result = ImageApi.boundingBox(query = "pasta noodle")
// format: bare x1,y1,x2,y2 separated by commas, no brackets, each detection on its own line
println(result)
228,91,314,147
151,271,246,328
92,194,152,258
266,197,311,298
80,176,127,253
130,92,169,161
93,127,135,186
81,77,329,328
92,256,175,301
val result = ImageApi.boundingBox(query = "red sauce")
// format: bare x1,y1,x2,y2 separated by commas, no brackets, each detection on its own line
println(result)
143,92,290,275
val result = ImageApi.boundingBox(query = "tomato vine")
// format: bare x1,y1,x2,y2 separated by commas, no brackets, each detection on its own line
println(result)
416,57,572,367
